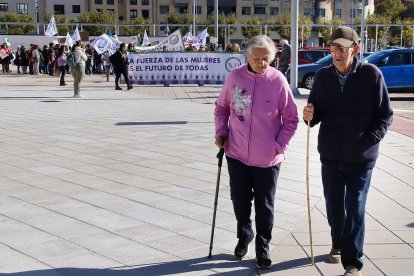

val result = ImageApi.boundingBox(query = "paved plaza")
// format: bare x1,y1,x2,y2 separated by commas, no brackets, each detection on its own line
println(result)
0,73,413,275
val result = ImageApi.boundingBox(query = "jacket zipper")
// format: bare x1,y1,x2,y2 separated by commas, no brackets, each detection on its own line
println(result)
247,77,256,163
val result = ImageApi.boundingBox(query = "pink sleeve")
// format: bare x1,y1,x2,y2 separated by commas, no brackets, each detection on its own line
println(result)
214,73,233,138
275,80,299,154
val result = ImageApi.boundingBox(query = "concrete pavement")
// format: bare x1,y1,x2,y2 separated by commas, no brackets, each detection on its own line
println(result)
0,72,413,275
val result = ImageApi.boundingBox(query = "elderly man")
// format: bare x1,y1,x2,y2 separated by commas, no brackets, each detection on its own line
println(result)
303,26,393,276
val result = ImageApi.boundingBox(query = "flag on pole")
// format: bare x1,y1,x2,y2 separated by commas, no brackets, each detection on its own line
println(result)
142,30,149,46
72,26,81,42
195,28,208,47
183,32,194,44
4,38,11,46
163,25,170,37
90,34,117,54
65,32,73,47
45,16,58,37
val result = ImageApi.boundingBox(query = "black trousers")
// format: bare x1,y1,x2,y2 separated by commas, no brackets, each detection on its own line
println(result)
226,156,280,255
115,67,130,87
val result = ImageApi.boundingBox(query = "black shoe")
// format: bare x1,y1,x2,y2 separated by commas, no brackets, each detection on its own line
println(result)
234,234,255,259
127,85,133,90
115,87,122,90
256,252,272,269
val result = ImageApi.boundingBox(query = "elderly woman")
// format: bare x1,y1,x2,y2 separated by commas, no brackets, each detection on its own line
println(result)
214,35,298,269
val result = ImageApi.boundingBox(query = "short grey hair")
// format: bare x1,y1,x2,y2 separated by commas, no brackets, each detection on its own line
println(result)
245,35,277,62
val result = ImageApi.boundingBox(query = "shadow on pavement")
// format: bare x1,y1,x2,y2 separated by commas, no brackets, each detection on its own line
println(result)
3,254,256,276
259,254,326,275
115,121,187,126
407,222,414,228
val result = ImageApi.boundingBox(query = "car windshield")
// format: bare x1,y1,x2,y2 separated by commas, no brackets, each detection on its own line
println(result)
315,54,333,64
363,51,388,64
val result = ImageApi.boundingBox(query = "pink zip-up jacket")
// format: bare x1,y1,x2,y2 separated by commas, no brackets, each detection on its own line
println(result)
215,64,298,168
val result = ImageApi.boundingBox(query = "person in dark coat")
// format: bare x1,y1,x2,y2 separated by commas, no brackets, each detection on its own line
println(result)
110,43,132,90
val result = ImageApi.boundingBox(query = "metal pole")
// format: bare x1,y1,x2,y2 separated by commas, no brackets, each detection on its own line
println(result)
360,1,366,60
290,0,299,95
215,0,218,40
412,24,414,48
301,24,304,48
375,24,378,51
401,25,403,47
193,0,196,36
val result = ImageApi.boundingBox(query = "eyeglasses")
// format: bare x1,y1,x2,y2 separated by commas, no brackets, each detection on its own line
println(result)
329,45,354,53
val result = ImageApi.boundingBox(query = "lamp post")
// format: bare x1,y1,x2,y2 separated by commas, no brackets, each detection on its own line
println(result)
35,0,39,34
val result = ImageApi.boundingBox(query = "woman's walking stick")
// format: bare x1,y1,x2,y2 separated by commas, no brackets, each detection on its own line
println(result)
208,148,225,259
306,120,315,265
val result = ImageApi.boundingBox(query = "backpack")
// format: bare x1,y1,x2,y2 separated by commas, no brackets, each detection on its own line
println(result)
67,51,77,68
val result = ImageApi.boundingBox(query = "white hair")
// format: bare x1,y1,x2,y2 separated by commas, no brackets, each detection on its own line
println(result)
245,35,277,62
281,39,289,45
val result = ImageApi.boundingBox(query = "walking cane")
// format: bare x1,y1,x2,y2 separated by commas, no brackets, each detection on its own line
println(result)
306,119,315,265
208,147,225,259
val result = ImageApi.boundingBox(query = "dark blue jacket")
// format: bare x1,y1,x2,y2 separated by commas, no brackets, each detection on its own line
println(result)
307,58,393,169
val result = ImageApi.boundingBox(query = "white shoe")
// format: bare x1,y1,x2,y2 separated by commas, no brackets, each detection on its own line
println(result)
73,94,83,98
344,265,361,276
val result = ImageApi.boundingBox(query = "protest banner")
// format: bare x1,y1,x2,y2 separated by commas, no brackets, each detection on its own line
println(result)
127,52,245,85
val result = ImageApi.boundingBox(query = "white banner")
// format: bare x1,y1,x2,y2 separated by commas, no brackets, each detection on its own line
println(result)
134,30,184,52
127,52,245,85
45,16,58,37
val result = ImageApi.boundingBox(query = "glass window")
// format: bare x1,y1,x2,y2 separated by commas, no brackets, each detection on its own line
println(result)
142,9,149,19
16,3,28,14
195,6,201,14
304,8,313,17
254,7,266,15
142,0,149,5
270,7,279,15
319,8,325,17
335,9,341,17
107,0,114,4
160,5,169,14
72,5,80,13
175,6,188,14
0,3,8,11
130,9,137,19
54,4,65,15
95,0,102,4
130,0,137,4
241,7,251,15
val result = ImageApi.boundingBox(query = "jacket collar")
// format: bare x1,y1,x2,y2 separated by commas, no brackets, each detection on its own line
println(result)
329,56,359,77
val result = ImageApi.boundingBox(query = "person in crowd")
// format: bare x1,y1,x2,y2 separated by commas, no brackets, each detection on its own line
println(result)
1,43,12,73
303,26,393,276
276,39,291,75
127,43,137,53
14,45,22,73
85,44,93,76
31,45,41,75
20,46,29,74
209,43,216,52
57,45,67,86
101,50,112,82
185,43,195,52
93,50,102,74
214,34,298,270
111,43,133,91
28,44,34,74
225,44,233,52
199,45,206,52
47,43,56,76
42,45,49,74
231,43,241,52
162,46,169,87
70,41,87,98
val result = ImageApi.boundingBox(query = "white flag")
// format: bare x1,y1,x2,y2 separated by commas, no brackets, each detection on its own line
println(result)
65,32,73,46
72,27,81,42
134,29,184,52
90,34,116,55
183,32,194,44
142,30,149,46
195,28,208,47
45,16,58,37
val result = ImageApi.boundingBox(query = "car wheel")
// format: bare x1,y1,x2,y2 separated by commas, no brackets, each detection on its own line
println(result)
303,74,315,90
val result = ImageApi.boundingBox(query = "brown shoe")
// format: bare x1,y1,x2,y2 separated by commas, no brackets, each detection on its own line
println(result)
344,265,361,276
328,248,341,263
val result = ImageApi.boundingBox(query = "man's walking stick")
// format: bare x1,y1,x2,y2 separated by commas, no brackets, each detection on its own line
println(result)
208,148,225,259
306,120,315,265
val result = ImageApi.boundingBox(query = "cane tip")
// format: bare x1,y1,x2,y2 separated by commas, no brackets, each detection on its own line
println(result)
208,253,212,259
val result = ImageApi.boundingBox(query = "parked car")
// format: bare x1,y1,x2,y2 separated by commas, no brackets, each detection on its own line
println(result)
362,49,414,91
286,52,372,90
298,47,330,64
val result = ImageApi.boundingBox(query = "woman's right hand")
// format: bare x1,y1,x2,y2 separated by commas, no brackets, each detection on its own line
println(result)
303,103,314,122
215,136,228,149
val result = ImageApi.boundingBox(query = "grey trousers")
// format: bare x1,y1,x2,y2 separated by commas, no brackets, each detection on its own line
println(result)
70,65,85,96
